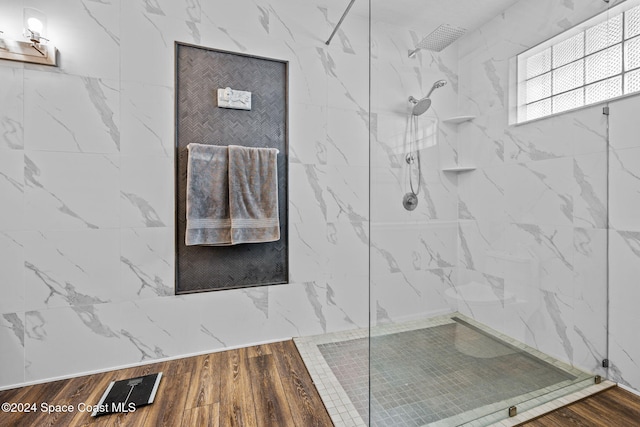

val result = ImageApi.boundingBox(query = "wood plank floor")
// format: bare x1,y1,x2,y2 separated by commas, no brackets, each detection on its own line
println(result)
518,386,640,427
0,340,333,427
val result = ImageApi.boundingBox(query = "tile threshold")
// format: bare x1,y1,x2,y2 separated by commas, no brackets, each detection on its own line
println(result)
486,380,616,427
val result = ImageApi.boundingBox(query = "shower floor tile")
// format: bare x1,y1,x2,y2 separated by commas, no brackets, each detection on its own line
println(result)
295,313,592,427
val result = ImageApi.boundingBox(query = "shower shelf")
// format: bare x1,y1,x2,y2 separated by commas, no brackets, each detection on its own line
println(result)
442,115,475,124
442,166,476,173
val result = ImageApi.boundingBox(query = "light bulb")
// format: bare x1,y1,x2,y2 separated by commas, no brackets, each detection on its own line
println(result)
27,17,43,34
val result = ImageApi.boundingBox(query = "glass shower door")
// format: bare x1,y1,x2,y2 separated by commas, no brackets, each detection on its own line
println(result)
369,0,610,425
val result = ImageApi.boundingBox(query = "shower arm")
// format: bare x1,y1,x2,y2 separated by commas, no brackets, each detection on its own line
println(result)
326,0,356,45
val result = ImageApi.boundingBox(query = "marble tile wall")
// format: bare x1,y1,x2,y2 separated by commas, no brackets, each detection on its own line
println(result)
3,0,640,396
0,0,370,388
369,17,460,325
608,94,640,393
456,0,631,386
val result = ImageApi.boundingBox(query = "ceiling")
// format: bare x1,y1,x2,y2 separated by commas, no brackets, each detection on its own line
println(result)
346,0,524,35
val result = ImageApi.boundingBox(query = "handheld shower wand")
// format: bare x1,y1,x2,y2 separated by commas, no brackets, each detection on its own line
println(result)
408,80,447,116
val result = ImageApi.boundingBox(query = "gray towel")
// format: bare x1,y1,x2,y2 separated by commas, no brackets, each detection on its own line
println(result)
185,143,232,245
228,145,280,244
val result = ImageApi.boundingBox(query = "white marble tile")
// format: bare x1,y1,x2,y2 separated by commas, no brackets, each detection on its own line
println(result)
197,287,271,349
326,49,368,112
369,166,406,223
24,304,138,382
259,0,330,46
573,153,607,229
289,163,328,224
24,152,120,230
287,46,330,106
458,220,508,275
524,290,575,365
0,149,25,231
24,71,120,153
289,222,330,283
133,0,202,23
372,267,456,324
371,272,426,323
22,229,121,312
324,275,369,331
502,106,605,160
421,268,457,314
120,5,193,86
610,147,640,231
506,223,574,297
105,297,202,361
456,113,506,169
610,95,640,151
571,298,607,375
458,165,506,222
326,165,368,223
504,111,594,165
0,66,23,150
609,318,640,391
325,3,368,54
370,111,411,170
120,155,172,228
573,228,607,309
0,232,24,315
0,0,24,43
326,107,369,167
499,286,544,346
120,228,174,300
609,230,640,325
268,281,328,336
200,0,273,36
27,0,121,80
437,122,459,169
289,103,327,165
120,82,173,157
416,174,460,221
327,221,368,278
0,312,25,387
504,158,574,227
371,222,456,276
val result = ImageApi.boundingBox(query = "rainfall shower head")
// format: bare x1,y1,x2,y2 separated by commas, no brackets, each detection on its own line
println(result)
409,80,447,116
408,24,467,57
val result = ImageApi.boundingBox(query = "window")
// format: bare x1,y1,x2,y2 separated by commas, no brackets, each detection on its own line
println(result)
516,1,640,123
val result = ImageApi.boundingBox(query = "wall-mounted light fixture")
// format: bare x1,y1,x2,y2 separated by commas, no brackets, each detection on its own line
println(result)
0,8,57,66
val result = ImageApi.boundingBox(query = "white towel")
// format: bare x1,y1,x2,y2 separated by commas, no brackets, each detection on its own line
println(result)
185,143,232,245
228,145,280,244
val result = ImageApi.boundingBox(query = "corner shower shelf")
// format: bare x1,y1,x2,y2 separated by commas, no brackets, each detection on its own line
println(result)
442,166,476,173
442,115,475,124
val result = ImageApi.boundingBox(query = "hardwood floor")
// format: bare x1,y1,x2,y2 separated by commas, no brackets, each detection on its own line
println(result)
518,386,640,427
0,340,333,427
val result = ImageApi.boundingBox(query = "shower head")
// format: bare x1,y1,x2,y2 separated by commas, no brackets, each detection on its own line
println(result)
409,97,432,116
408,80,447,116
426,79,447,98
408,24,467,57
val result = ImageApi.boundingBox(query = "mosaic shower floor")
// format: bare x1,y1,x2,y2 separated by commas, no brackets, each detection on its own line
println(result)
295,313,593,427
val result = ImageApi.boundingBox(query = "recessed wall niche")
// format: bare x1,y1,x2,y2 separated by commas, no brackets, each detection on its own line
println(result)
175,42,289,294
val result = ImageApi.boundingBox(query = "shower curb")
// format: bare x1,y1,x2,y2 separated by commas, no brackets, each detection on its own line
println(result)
487,380,616,427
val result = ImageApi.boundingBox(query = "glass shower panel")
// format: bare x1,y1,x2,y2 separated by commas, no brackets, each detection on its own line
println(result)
369,0,609,425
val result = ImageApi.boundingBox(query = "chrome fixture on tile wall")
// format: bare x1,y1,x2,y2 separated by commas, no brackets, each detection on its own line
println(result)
408,24,467,57
0,8,58,66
